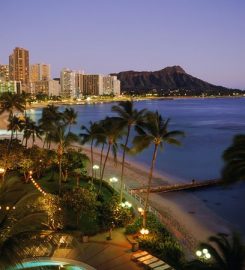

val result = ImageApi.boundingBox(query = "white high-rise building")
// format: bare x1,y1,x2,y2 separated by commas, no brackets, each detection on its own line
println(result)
102,75,120,96
60,68,76,98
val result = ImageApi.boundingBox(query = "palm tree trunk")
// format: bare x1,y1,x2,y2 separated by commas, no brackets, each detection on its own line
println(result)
90,139,94,183
99,142,105,178
58,144,63,195
100,143,111,192
58,157,62,195
119,125,131,202
143,144,158,228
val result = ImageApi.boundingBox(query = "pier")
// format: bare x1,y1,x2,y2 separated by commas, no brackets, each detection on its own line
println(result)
131,179,221,193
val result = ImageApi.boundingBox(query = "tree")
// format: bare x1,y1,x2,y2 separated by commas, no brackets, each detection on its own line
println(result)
99,117,122,191
7,115,24,143
38,104,62,149
63,107,77,132
0,92,25,118
51,125,78,195
111,100,147,202
186,232,245,270
62,187,97,228
80,121,103,182
131,111,184,227
0,92,25,153
62,148,89,183
21,91,32,116
222,134,245,184
22,117,42,147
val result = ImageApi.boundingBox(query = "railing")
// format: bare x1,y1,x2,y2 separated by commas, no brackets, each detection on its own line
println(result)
131,179,220,193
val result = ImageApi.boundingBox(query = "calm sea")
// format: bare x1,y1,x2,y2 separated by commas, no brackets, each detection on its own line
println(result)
30,97,245,234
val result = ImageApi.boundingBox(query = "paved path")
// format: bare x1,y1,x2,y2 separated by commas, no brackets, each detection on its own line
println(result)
52,228,142,270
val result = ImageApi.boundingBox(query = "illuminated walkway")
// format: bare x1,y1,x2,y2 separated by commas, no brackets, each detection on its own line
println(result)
53,228,142,270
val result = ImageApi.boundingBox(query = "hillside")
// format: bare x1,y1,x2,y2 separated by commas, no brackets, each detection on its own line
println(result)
111,66,241,95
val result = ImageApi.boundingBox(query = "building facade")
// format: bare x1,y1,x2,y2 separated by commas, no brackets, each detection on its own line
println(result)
33,80,60,96
0,65,9,81
60,68,76,98
30,64,51,82
0,81,21,94
9,47,29,92
102,75,120,96
82,74,103,96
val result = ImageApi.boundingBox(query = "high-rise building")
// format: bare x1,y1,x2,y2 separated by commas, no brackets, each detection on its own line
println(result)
82,74,103,96
32,80,60,96
30,64,51,82
60,68,76,98
0,65,9,81
75,73,84,97
9,47,29,91
102,75,121,96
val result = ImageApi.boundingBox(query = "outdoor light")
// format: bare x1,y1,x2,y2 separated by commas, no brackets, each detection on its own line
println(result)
196,249,211,260
0,167,5,174
120,201,132,208
110,177,118,192
93,165,99,170
124,201,132,208
196,250,202,257
140,228,149,235
6,206,10,211
109,177,118,183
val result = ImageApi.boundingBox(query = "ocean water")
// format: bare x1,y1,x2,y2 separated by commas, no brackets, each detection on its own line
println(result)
29,97,245,234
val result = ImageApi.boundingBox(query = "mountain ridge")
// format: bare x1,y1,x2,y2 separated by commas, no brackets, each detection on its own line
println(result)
111,66,242,95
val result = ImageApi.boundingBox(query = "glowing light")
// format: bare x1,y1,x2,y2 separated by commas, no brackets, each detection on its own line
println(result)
202,248,208,254
140,228,149,235
196,250,202,257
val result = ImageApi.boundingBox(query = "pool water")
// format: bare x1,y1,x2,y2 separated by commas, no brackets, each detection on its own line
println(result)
9,260,94,270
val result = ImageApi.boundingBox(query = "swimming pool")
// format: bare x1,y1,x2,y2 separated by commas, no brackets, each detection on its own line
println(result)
8,258,96,270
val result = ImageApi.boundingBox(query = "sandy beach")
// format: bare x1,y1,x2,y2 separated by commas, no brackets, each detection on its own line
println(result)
0,110,232,250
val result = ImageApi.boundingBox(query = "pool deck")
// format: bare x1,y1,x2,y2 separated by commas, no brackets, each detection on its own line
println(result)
52,228,142,270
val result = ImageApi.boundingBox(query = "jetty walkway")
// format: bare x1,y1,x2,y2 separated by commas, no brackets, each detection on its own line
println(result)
130,179,220,193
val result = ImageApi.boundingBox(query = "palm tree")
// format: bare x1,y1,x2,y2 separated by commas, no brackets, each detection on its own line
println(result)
95,121,107,179
23,117,43,147
131,111,184,227
222,134,245,184
63,107,77,132
186,232,245,270
38,105,62,149
7,115,24,143
0,92,25,118
51,125,78,195
80,121,103,182
0,92,25,152
111,100,147,202
99,117,122,191
21,91,31,116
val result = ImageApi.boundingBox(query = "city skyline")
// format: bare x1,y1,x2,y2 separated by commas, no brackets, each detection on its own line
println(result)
0,0,245,89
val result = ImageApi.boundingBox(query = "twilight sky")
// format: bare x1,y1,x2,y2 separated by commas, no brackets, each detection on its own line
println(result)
0,0,244,89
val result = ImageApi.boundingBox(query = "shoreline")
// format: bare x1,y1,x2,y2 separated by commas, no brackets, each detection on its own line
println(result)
80,145,231,245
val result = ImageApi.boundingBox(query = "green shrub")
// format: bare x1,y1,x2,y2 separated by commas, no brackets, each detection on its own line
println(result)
125,213,184,267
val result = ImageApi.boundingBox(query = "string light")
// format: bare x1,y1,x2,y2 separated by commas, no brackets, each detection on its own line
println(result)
29,171,47,196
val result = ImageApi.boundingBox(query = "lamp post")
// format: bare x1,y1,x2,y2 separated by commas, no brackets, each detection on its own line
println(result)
93,164,99,180
140,228,149,239
109,177,118,192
